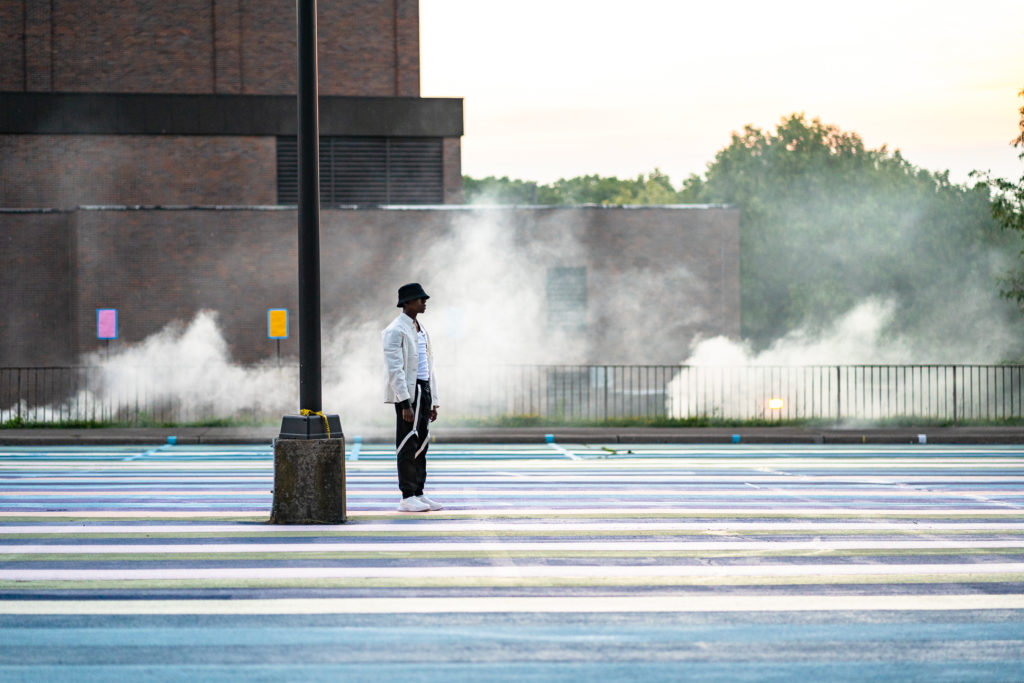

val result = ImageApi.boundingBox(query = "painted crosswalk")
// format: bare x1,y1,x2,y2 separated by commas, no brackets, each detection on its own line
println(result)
1,442,1023,681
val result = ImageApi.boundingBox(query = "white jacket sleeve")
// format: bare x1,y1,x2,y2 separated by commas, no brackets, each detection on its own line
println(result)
382,328,410,403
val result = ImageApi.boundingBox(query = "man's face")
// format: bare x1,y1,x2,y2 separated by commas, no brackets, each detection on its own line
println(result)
406,297,427,315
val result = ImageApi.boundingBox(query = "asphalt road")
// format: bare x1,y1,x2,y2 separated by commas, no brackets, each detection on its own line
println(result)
1,441,1023,681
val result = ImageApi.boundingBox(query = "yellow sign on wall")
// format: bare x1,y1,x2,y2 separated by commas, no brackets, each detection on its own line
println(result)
268,309,288,339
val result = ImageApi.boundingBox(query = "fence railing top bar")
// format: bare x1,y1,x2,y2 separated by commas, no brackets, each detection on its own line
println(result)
453,363,1023,369
674,364,1024,370
5,363,1024,372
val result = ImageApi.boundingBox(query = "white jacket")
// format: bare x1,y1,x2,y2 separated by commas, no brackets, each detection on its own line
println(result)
382,312,439,407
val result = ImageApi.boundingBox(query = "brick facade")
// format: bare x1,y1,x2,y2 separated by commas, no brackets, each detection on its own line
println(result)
0,2,23,89
0,130,460,208
0,210,74,366
1,206,741,367
1,0,420,96
0,134,277,208
442,137,462,204
0,1,461,205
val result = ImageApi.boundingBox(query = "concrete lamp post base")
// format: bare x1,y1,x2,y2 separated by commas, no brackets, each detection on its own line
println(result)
270,415,346,524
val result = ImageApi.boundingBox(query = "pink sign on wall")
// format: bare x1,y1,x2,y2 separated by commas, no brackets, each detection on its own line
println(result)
97,309,117,340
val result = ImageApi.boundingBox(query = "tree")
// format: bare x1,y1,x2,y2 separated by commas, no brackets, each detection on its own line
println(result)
537,174,638,204
610,169,680,205
688,113,1020,352
463,171,684,205
974,88,1024,309
462,176,540,204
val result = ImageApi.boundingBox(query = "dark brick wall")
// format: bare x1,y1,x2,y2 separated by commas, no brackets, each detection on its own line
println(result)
394,0,420,96
213,0,244,94
0,1,24,90
24,0,53,91
2,206,740,367
0,210,75,365
1,0,419,95
442,137,462,204
70,208,297,365
0,134,277,208
0,133,461,208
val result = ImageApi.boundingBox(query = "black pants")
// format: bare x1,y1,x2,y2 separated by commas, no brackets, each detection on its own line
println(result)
395,379,430,499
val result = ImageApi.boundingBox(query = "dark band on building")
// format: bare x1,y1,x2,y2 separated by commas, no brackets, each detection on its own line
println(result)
0,92,463,137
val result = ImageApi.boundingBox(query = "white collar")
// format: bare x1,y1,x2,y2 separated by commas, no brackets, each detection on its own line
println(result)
399,312,424,333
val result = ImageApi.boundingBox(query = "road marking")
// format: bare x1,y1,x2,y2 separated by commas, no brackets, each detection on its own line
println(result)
3,562,1022,582
3,507,1024,518
4,521,1024,534
3,594,1023,615
544,436,581,461
5,540,1024,554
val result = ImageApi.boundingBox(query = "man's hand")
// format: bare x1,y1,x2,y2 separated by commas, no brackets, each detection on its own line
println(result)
430,408,438,422
402,407,414,423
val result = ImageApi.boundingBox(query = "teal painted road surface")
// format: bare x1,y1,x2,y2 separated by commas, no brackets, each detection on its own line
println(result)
1,442,1023,681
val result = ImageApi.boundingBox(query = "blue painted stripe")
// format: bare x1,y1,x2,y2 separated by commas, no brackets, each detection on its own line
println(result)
1,660,1023,683
4,619,1024,646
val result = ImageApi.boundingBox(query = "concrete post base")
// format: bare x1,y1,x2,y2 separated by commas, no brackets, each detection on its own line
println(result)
270,437,346,524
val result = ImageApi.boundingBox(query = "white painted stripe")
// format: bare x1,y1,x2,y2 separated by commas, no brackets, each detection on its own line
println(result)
11,459,1024,469
3,562,1022,582
3,594,1023,615
6,475,1024,484
546,441,581,461
6,486,1024,497
5,521,1024,534
2,462,1023,476
3,507,1024,518
6,540,1024,554
1,453,1021,462
0,510,267,518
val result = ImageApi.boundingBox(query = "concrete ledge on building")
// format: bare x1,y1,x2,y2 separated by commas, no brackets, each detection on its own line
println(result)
2,426,1023,446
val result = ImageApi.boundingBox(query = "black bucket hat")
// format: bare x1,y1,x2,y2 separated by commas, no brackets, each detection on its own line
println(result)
397,282,430,307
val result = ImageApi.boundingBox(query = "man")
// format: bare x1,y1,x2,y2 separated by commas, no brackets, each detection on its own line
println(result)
382,283,442,512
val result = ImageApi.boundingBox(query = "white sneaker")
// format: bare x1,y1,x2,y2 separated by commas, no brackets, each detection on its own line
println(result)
417,494,444,511
398,496,430,512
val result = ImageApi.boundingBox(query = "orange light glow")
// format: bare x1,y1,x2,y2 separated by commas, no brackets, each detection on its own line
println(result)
768,398,785,410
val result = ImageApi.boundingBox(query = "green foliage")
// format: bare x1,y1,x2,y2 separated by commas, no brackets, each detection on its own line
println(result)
686,113,1021,350
609,170,679,205
449,413,1024,428
973,88,1024,310
461,175,540,204
0,416,277,429
463,170,687,205
452,413,812,428
1,417,106,429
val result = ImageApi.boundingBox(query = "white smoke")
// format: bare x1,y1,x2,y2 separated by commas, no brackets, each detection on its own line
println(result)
668,298,1022,422
87,310,293,423
684,300,911,367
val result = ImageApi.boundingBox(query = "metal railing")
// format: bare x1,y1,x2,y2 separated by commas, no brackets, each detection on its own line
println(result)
3,364,1024,425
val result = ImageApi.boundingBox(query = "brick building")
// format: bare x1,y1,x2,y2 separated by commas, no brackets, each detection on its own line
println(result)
0,0,463,207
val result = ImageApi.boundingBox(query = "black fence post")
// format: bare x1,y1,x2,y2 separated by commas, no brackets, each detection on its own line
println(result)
835,366,841,421
952,365,958,423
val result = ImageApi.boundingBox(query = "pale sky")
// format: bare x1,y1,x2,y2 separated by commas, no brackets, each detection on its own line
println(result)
420,0,1024,186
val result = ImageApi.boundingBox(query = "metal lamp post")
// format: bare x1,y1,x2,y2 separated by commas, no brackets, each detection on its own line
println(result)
270,0,345,524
